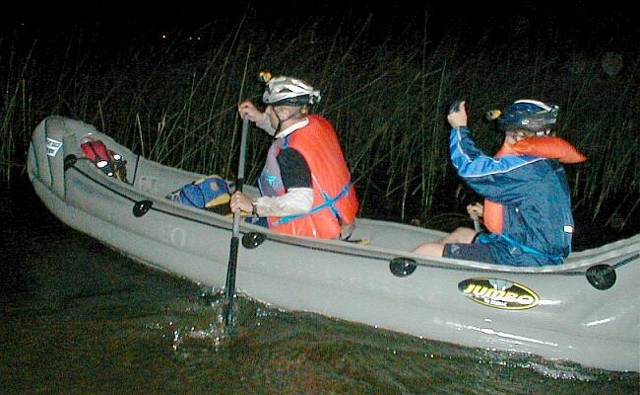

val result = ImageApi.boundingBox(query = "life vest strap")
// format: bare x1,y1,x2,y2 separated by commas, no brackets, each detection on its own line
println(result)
274,182,352,225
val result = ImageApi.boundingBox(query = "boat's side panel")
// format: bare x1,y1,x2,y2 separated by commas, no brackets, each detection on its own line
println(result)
238,238,639,372
32,175,230,285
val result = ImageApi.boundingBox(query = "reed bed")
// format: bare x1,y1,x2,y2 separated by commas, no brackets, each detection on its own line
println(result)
1,17,638,230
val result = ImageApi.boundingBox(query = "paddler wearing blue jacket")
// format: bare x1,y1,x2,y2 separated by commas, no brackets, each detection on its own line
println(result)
413,99,576,266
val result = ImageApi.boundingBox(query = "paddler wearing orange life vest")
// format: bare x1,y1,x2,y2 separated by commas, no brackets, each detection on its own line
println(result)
230,73,359,239
413,99,586,266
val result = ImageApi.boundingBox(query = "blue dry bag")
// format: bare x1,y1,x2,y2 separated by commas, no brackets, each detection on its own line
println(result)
167,175,231,213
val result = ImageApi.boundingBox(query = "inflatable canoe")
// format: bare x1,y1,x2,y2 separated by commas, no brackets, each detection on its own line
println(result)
27,116,640,372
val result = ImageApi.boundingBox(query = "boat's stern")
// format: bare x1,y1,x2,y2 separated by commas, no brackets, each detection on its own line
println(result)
27,116,98,199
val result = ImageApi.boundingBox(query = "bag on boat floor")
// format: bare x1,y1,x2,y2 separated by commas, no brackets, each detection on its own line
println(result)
166,175,231,215
80,137,128,182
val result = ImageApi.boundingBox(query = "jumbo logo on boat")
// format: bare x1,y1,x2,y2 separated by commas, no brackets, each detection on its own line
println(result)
458,278,539,310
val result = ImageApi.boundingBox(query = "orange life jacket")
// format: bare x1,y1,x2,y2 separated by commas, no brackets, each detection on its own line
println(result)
259,115,359,239
483,136,586,234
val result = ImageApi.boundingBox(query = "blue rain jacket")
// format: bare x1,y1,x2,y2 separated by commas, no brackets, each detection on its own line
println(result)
449,127,575,266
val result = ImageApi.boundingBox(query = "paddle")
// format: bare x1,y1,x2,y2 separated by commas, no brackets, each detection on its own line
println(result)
223,118,249,327
473,219,482,232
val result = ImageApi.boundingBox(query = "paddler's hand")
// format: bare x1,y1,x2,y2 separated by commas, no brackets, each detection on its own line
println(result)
238,100,274,134
466,202,484,221
238,101,266,124
447,100,468,129
230,191,254,214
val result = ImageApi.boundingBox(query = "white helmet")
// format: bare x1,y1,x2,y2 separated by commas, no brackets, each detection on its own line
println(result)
262,75,321,106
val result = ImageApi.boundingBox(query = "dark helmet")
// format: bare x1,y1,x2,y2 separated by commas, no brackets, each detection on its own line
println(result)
496,99,559,135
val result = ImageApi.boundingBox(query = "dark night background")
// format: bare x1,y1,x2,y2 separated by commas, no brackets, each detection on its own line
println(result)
3,1,638,56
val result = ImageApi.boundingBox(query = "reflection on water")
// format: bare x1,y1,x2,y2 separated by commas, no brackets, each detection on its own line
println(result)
1,180,638,394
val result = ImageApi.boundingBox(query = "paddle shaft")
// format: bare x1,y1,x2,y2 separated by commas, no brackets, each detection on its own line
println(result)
473,219,481,233
224,118,249,326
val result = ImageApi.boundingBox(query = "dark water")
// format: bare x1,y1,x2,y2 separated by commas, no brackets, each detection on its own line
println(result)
1,178,638,394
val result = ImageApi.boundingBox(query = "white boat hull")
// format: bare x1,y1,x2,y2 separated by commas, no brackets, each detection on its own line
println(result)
27,116,640,372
